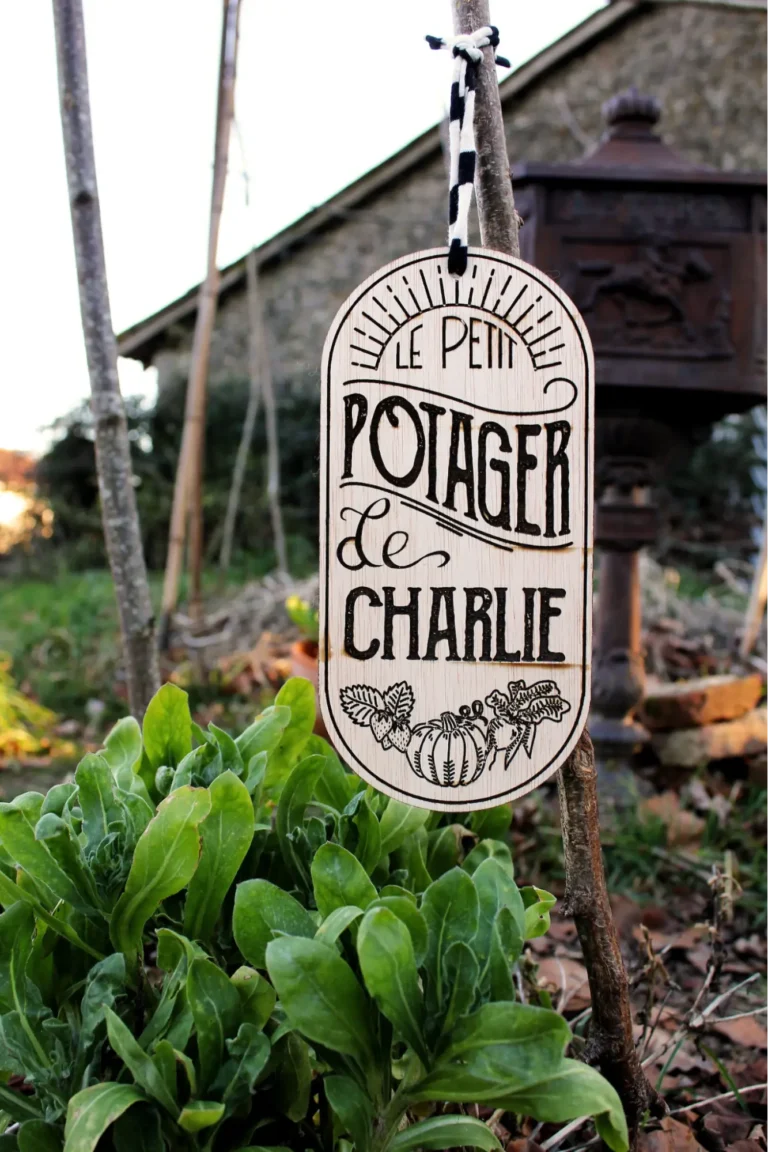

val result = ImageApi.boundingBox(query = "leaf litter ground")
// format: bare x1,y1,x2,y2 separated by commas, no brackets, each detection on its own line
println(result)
503,773,766,1152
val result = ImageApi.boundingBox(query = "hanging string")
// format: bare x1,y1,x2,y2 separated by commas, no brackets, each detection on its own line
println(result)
426,27,509,277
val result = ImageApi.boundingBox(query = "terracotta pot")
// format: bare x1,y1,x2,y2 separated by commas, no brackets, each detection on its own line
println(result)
289,639,329,739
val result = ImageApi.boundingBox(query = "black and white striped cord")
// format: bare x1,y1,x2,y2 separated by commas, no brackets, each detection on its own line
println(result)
426,27,509,277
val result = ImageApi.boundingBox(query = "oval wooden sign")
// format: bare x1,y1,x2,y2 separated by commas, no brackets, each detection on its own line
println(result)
319,248,594,810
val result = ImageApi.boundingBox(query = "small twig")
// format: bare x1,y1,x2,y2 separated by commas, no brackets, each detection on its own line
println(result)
689,972,760,1029
641,987,677,1062
540,1115,589,1151
709,1007,767,1024
669,1084,767,1116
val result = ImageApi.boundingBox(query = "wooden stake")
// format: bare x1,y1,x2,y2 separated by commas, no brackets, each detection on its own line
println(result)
159,0,241,643
220,248,288,578
450,0,663,1134
53,0,160,719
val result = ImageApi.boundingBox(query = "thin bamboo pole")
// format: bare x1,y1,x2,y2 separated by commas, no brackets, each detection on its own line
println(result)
159,0,241,645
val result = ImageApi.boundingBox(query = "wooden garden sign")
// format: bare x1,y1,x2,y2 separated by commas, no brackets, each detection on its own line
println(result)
319,248,594,810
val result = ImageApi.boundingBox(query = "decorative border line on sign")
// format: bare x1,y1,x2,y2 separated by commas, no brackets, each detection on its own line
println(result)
339,679,572,788
350,265,567,372
321,249,593,806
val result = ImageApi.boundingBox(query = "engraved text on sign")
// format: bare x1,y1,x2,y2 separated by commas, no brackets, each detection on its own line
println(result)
320,249,594,810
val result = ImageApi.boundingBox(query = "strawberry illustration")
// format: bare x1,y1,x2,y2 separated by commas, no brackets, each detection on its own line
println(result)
370,710,394,743
388,720,411,752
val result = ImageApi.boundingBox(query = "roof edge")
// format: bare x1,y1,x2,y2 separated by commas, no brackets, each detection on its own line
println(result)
118,0,764,362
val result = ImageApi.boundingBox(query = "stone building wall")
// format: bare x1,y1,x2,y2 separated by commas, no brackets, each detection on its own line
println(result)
148,1,766,400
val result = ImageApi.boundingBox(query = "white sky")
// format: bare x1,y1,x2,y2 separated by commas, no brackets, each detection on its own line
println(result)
1,0,603,454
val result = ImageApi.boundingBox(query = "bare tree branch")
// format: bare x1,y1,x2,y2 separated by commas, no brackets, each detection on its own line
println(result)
447,1,661,1136
53,0,159,718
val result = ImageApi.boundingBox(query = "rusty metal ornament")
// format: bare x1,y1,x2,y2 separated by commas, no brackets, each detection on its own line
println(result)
514,87,766,755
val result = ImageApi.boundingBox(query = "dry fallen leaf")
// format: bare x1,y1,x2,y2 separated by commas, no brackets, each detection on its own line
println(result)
639,1116,706,1152
710,1014,767,1050
641,792,706,846
536,956,591,1011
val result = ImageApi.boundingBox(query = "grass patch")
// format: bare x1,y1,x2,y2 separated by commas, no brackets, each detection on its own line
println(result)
0,537,316,725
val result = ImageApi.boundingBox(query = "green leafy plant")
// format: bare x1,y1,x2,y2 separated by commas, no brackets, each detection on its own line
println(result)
0,677,628,1151
285,596,319,642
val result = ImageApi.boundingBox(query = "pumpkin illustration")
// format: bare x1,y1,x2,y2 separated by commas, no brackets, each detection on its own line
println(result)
407,710,487,787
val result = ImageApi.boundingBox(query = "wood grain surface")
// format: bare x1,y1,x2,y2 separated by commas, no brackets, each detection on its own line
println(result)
320,248,594,810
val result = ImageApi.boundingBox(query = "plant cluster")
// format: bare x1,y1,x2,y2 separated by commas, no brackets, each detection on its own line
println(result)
0,678,628,1152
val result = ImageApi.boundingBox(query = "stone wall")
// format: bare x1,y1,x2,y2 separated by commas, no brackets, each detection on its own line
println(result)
149,1,766,399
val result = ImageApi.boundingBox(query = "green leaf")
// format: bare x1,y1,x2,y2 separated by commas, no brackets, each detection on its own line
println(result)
231,966,276,1029
110,786,211,958
178,1100,225,1133
307,736,354,811
495,1060,629,1152
358,907,427,1064
75,754,123,852
470,805,512,842
272,1031,312,1121
369,897,427,966
427,826,461,879
392,1115,502,1152
142,684,192,770
521,886,557,939
40,782,77,818
79,953,127,1052
17,1120,62,1152
393,825,432,893
233,879,316,969
410,1002,569,1103
488,908,518,1000
311,843,377,919
379,799,430,855
152,1039,177,1102
0,798,96,915
473,858,525,974
463,839,514,877
187,956,242,1093
266,935,375,1067
0,1081,42,1122
351,794,382,875
236,705,291,764
221,1024,271,1108
101,717,143,789
33,813,101,912
105,1008,178,1116
441,941,479,1032
316,904,364,945
209,723,244,776
421,868,479,1006
0,868,104,960
276,755,327,885
112,1104,164,1152
183,771,253,941
264,680,315,795
325,1074,373,1152
65,1084,146,1152
244,752,267,802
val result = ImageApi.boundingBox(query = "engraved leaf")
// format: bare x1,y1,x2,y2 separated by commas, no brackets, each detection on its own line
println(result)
340,685,387,727
484,690,510,718
518,695,571,724
523,722,536,756
383,682,415,723
514,681,558,708
502,725,528,768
